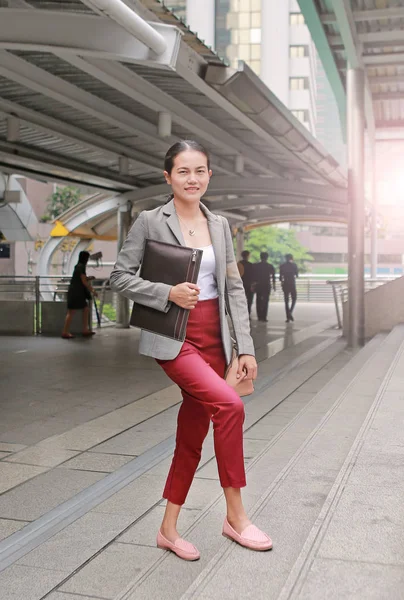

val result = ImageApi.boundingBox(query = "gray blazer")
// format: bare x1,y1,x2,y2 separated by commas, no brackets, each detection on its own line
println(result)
110,200,255,363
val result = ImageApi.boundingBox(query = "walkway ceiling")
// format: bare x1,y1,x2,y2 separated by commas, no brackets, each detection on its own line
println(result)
298,0,404,137
0,0,347,240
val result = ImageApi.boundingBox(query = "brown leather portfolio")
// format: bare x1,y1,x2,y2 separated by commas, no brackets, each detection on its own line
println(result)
130,239,203,341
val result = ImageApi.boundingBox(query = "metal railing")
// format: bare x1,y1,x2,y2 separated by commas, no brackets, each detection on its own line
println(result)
326,277,399,329
0,275,115,334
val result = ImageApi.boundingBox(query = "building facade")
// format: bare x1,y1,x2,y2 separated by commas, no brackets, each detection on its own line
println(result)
166,0,318,134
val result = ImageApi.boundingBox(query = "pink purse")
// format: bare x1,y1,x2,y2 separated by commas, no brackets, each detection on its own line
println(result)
225,349,254,397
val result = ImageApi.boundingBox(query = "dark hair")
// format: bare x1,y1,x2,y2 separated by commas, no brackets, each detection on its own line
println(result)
241,250,250,259
78,251,90,265
286,254,293,261
260,252,269,261
164,140,210,175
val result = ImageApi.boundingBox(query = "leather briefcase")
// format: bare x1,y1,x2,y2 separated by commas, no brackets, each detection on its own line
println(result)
130,239,203,341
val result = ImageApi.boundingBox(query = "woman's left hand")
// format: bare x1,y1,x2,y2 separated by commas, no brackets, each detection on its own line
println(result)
237,354,258,381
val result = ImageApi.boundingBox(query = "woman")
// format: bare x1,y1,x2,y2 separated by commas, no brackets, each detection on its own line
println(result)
110,140,272,560
62,250,96,339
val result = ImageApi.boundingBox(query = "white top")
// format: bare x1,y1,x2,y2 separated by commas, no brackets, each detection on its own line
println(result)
196,245,218,300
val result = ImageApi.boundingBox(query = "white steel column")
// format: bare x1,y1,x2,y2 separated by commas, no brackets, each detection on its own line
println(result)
115,204,131,328
347,68,365,347
370,144,378,279
187,0,215,49
261,0,290,106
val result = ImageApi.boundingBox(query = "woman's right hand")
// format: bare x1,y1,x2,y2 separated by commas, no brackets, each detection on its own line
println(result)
169,282,200,309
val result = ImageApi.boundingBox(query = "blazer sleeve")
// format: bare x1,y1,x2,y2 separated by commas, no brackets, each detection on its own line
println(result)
109,211,172,313
222,217,255,357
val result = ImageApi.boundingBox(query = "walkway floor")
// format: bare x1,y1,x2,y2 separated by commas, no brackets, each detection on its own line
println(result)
1,303,403,599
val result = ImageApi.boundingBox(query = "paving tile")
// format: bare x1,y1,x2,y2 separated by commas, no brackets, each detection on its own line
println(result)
0,442,27,452
298,558,404,600
0,564,68,600
35,423,124,451
318,482,404,565
61,451,135,472
119,505,200,547
0,518,28,541
0,418,76,446
0,462,47,494
46,593,104,600
90,428,172,456
60,543,161,599
18,511,134,572
93,472,165,517
3,446,80,467
0,468,105,520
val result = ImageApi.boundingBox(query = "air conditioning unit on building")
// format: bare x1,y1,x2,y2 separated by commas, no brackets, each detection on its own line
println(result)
2,190,22,204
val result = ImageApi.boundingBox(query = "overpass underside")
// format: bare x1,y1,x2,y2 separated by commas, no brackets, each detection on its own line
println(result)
0,1,348,287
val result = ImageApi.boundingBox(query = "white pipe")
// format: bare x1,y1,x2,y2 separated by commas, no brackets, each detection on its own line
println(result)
82,0,167,55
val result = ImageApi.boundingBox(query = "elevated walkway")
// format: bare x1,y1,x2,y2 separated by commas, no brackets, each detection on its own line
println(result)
1,305,404,599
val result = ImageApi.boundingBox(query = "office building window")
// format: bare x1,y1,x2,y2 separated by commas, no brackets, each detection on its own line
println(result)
290,77,308,90
292,110,310,123
216,0,261,75
290,13,305,26
290,45,308,58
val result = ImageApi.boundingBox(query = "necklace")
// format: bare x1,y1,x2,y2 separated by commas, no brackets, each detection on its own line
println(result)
176,211,198,237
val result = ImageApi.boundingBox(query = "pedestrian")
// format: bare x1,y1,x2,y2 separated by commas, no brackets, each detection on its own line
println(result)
62,251,96,339
110,140,272,561
280,253,299,323
237,250,255,316
254,252,276,322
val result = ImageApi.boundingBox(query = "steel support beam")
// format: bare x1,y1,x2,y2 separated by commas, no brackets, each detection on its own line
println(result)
0,9,180,67
347,68,365,348
126,178,348,205
364,53,404,66
297,0,346,140
80,0,167,55
0,98,162,171
359,30,404,45
115,203,131,328
56,54,279,177
373,91,404,101
0,139,141,190
322,8,404,23
329,0,375,142
0,50,173,146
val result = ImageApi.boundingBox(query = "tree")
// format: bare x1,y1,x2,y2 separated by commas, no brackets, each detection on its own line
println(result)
40,186,82,222
244,226,313,273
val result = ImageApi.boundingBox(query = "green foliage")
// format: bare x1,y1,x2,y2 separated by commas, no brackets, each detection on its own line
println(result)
244,226,313,273
40,186,82,222
102,303,116,321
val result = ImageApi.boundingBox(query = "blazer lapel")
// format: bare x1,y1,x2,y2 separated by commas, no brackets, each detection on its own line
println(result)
163,200,185,246
200,203,225,291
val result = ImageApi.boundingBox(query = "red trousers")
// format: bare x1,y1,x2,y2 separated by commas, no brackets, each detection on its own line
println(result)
157,298,246,505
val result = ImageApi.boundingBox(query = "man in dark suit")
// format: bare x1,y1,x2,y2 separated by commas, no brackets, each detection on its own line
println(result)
237,250,254,316
280,254,299,322
254,252,276,322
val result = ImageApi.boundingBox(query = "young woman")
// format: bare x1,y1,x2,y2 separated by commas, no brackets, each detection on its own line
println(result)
110,140,272,560
62,250,96,339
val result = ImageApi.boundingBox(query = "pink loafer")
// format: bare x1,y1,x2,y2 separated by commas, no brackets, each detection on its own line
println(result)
222,518,273,551
157,530,200,561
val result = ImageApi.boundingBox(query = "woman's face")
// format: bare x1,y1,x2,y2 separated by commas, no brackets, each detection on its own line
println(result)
164,150,212,203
